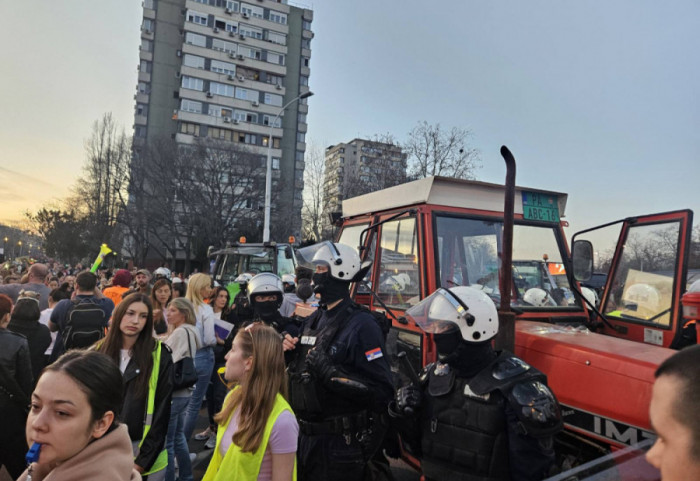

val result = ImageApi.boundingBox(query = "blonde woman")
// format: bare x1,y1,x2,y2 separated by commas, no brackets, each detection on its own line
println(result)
164,298,201,481
202,323,297,481
182,273,217,440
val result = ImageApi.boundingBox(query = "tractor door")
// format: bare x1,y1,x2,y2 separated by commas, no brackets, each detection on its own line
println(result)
574,210,693,348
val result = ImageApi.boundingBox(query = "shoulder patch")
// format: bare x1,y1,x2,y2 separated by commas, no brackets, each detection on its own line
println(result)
365,347,383,361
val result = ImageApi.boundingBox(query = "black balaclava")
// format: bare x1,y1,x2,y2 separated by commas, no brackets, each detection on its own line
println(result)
253,295,281,321
312,271,350,306
435,329,497,378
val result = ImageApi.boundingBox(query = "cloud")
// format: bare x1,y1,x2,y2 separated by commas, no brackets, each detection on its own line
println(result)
0,167,52,187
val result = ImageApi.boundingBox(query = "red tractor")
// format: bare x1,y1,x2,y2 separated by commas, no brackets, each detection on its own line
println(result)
333,148,693,478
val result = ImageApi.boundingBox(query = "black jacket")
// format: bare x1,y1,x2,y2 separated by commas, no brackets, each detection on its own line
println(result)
8,318,51,383
121,341,173,471
0,329,33,407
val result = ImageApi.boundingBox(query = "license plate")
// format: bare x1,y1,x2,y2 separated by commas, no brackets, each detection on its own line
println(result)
522,191,560,223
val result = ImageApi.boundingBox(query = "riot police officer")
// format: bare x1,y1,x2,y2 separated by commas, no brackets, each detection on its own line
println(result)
246,272,299,337
390,286,562,481
283,241,394,481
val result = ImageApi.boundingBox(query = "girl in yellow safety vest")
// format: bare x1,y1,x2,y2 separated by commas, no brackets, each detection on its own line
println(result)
96,293,174,480
203,322,298,481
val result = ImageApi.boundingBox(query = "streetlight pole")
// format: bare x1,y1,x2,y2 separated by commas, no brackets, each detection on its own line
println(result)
262,90,313,243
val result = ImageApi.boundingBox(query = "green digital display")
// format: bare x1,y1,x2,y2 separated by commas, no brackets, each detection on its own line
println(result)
522,191,560,223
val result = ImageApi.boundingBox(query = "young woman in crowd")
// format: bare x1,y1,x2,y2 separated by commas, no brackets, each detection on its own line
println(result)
202,322,298,481
183,274,217,441
8,291,51,384
0,294,33,479
195,287,239,448
20,350,140,481
151,279,173,336
172,280,187,299
96,293,174,480
163,297,201,481
47,276,59,290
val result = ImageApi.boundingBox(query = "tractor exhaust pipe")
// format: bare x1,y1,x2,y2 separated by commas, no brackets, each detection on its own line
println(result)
495,145,516,352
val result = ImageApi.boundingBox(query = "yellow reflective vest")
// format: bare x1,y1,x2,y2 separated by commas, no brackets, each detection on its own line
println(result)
202,388,297,481
140,341,168,475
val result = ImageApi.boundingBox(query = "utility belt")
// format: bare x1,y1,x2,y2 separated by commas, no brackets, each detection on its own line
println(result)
298,410,371,437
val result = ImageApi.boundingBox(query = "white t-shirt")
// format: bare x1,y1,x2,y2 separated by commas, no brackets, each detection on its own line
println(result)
39,308,57,355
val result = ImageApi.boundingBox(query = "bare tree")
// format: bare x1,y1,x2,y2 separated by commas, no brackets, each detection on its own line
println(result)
404,121,480,180
301,142,326,242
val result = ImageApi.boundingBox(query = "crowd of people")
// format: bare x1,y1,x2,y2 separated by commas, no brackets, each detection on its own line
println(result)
0,243,697,481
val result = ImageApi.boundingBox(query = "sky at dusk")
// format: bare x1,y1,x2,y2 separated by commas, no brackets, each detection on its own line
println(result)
1,1,698,243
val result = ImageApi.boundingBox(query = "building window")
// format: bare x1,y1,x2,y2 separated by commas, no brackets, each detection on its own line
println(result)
185,32,207,47
301,38,310,49
235,87,258,101
139,60,152,73
296,150,304,161
238,46,261,60
302,19,312,30
135,126,147,138
187,10,208,26
136,103,148,116
238,133,257,144
302,56,310,67
297,132,305,143
299,75,309,86
181,76,204,91
183,54,205,69
214,19,238,33
137,82,150,94
272,157,280,169
180,122,200,136
263,92,282,107
266,52,285,66
208,127,233,141
212,38,236,53
266,31,286,45
263,115,281,128
144,0,155,8
210,59,236,75
210,82,234,97
225,1,239,12
269,11,287,24
241,3,263,18
181,99,202,113
266,73,284,86
140,39,153,52
239,24,263,39
297,112,306,123
142,18,154,32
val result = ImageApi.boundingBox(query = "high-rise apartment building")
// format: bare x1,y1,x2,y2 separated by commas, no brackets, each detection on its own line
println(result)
323,138,407,231
134,0,312,242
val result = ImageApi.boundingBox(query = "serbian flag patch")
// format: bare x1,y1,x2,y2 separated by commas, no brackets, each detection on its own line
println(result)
365,347,383,361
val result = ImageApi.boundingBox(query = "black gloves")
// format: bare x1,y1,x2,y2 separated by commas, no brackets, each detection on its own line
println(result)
396,385,422,415
306,347,338,383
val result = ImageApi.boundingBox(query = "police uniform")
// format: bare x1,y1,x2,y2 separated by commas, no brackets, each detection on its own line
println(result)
288,297,394,481
392,286,562,481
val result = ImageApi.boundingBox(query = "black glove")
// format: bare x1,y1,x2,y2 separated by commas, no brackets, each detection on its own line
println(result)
396,385,422,415
305,348,338,383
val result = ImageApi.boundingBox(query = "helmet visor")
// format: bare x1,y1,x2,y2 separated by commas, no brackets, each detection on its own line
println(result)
295,241,342,271
406,288,472,335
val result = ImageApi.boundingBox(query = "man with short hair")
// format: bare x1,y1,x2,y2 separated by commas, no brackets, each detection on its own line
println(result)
124,268,152,297
0,263,51,310
646,345,700,480
48,271,114,361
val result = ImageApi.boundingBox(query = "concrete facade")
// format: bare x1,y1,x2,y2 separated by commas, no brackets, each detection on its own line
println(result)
133,0,312,242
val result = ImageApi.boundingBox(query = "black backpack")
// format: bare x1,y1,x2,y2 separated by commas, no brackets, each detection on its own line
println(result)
62,298,107,350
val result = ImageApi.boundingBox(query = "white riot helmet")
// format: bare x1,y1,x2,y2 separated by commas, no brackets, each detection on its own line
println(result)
523,288,557,307
406,286,499,343
234,273,253,284
296,241,370,282
154,267,171,280
281,274,296,286
622,283,660,318
580,286,599,307
247,272,284,308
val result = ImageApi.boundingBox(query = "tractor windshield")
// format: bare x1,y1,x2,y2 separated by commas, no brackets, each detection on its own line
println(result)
435,215,581,310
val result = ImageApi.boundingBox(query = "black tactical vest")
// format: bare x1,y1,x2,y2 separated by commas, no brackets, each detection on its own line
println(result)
287,303,360,420
420,364,511,481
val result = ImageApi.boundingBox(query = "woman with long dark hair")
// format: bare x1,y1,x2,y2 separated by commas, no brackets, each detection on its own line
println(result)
202,323,297,481
96,293,174,480
151,279,172,336
19,350,140,481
